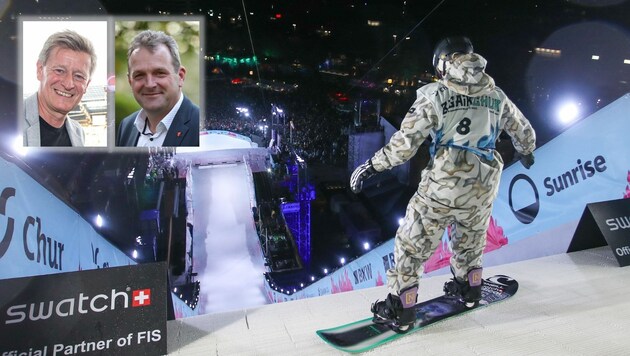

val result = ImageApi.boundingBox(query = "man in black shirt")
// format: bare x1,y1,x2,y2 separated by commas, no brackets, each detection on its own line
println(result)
39,116,72,146
23,30,96,147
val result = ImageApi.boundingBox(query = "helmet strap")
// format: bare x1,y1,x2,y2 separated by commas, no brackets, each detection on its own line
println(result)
436,58,446,78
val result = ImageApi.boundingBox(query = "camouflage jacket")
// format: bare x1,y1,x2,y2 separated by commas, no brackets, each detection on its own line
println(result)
371,53,536,208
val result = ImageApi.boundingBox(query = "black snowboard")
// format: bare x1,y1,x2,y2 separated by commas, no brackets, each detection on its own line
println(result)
316,275,518,353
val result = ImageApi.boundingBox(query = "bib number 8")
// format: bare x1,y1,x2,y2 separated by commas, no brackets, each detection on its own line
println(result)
456,117,471,135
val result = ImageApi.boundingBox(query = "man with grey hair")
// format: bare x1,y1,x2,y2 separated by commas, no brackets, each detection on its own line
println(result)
116,29,199,147
23,30,96,147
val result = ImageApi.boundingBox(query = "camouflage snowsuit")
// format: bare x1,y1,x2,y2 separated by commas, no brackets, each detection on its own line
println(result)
369,53,536,294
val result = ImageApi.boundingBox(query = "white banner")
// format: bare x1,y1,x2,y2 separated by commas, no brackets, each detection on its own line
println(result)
265,93,630,303
488,93,630,260
0,156,135,280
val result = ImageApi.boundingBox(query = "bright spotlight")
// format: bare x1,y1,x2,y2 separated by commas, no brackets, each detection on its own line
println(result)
132,249,138,259
95,214,104,228
557,101,580,124
363,242,371,250
398,217,405,226
340,257,346,265
12,135,27,156
323,268,328,274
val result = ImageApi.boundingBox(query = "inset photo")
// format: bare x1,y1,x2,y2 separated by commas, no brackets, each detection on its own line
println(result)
114,19,202,147
21,20,108,148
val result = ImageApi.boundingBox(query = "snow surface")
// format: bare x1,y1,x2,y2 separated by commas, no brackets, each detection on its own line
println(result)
168,247,630,355
192,163,268,314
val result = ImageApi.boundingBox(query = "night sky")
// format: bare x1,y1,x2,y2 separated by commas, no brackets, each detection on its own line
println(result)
1,0,629,145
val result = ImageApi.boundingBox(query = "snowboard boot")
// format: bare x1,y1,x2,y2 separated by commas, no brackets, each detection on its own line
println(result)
443,267,483,308
371,285,418,333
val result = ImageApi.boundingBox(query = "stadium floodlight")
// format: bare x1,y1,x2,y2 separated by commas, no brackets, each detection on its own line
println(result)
96,214,104,227
12,135,27,156
557,101,580,124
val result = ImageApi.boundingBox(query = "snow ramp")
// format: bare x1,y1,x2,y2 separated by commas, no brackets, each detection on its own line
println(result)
167,246,630,355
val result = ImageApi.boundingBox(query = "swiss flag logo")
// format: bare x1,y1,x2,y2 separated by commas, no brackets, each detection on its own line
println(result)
132,289,151,307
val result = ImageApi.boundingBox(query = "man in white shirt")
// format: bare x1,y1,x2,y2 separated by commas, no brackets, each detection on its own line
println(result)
116,30,199,147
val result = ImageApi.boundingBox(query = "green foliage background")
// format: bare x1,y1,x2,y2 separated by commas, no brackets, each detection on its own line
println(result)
114,21,201,129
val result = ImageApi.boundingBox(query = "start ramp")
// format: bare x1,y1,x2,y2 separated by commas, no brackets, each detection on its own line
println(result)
167,247,630,355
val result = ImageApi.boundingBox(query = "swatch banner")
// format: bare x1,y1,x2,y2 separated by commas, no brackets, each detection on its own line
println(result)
568,198,630,267
0,156,135,280
0,262,167,356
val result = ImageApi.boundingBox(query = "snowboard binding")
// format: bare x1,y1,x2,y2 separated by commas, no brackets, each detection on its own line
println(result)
371,285,418,334
444,267,483,308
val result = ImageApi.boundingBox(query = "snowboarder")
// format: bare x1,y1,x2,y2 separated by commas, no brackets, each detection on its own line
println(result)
350,36,536,332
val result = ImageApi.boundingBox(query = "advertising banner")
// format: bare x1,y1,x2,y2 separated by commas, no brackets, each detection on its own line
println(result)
265,241,391,303
488,93,630,260
0,262,167,356
0,156,135,280
568,198,630,266
265,93,630,303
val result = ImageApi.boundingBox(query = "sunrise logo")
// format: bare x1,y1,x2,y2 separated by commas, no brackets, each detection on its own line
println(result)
508,174,540,224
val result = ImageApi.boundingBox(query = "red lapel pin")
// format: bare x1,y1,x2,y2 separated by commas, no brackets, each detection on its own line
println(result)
177,131,182,137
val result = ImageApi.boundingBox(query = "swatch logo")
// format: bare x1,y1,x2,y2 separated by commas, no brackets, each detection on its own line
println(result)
508,174,539,224
4,287,152,325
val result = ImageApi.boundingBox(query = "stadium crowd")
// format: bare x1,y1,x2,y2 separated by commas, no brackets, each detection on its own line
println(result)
205,80,350,166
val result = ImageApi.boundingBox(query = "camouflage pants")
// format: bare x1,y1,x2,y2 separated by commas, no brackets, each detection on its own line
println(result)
386,192,492,295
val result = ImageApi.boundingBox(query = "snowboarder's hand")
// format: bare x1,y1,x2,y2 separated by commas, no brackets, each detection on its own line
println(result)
520,152,535,169
350,159,378,194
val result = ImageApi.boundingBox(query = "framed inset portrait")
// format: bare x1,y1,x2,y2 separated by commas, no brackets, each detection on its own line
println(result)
114,18,203,148
21,19,108,148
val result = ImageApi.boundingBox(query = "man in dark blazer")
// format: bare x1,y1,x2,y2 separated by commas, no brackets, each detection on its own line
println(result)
116,30,199,147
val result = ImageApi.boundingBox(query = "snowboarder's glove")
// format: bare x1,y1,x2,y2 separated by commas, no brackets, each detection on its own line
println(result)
520,152,535,169
350,159,378,194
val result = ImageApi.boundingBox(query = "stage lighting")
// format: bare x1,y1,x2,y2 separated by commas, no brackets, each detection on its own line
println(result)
557,101,580,124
